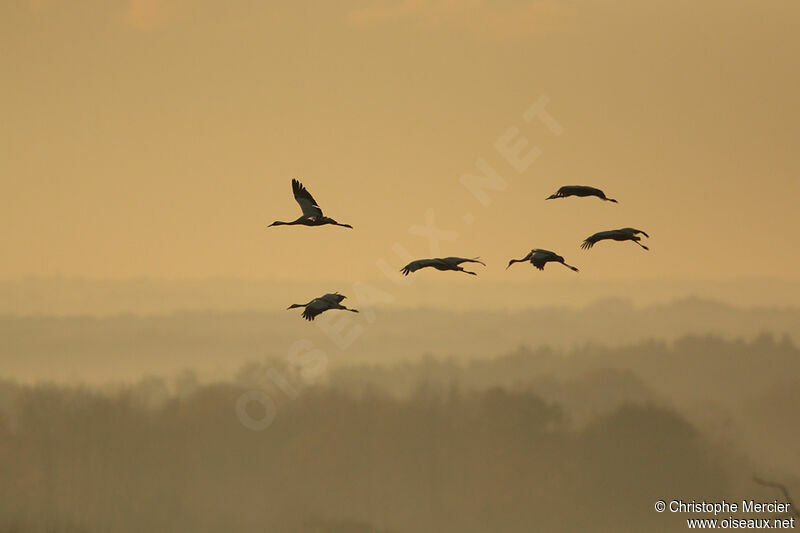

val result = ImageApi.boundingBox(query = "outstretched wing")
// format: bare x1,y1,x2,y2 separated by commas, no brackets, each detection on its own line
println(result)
560,185,584,195
531,250,554,269
400,259,437,276
618,227,649,238
581,231,609,249
443,256,486,267
301,298,328,321
548,185,573,199
531,249,558,269
321,292,346,304
292,179,323,218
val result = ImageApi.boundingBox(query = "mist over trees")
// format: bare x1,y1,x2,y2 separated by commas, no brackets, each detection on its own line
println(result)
0,333,797,532
3,298,800,383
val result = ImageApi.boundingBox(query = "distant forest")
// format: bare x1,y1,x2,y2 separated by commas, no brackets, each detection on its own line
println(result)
1,334,797,532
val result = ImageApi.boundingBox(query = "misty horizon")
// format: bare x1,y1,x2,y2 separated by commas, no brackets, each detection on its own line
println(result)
2,277,800,317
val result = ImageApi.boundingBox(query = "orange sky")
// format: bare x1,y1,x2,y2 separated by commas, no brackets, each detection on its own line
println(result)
2,0,799,282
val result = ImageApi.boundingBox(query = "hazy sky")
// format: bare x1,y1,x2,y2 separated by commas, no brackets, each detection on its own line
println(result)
2,0,799,282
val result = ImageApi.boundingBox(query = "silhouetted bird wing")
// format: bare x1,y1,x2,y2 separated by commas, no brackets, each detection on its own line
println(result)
400,258,439,275
558,185,586,196
616,227,648,238
531,250,556,269
292,179,324,218
547,185,577,198
550,185,613,200
321,292,346,304
443,256,486,267
558,185,598,195
581,231,614,249
301,298,329,321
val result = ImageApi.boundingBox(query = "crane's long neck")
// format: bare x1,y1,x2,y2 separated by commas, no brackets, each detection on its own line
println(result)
506,258,527,269
269,220,290,227
287,302,309,309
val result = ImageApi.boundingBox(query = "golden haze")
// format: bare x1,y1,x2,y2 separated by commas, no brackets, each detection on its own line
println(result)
2,0,799,284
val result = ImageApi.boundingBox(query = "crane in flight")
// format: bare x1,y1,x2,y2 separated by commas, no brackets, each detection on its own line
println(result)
269,179,353,229
287,293,359,321
581,228,650,250
546,185,617,203
400,257,486,276
506,249,579,272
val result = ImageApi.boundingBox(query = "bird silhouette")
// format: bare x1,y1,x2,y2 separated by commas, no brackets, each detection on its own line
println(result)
581,228,650,250
546,185,617,203
506,249,579,272
269,179,353,229
287,293,359,321
400,257,486,276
